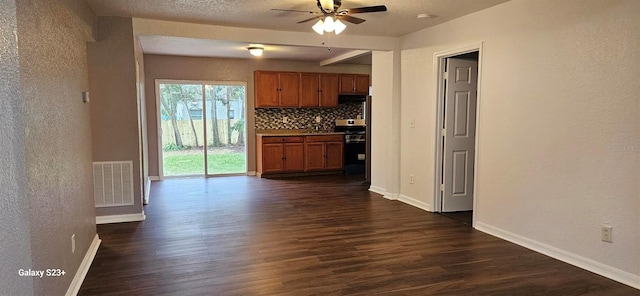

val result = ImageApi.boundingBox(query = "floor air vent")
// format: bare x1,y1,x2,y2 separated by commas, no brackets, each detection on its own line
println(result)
93,161,134,207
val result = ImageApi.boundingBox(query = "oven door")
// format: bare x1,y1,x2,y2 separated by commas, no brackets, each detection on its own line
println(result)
344,139,366,175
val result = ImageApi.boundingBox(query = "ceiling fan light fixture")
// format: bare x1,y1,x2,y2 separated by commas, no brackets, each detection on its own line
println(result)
312,20,325,35
319,0,334,12
323,16,335,32
248,46,264,57
334,19,346,34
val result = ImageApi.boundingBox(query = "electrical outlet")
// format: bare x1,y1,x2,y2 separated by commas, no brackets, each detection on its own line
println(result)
283,116,288,123
71,234,76,253
601,225,612,243
315,116,321,123
409,174,414,184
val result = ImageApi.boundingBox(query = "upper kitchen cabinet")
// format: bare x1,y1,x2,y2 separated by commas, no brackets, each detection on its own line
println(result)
255,71,300,108
300,73,339,108
339,74,370,95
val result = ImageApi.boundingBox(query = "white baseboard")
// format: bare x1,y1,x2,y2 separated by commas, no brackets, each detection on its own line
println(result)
247,171,257,176
65,234,101,296
475,221,640,290
144,178,151,205
96,212,146,224
398,194,432,212
368,186,387,196
149,176,161,181
369,186,398,200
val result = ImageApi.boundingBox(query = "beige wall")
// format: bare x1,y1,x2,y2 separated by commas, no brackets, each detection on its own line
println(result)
88,17,144,216
134,35,150,202
144,54,371,176
399,0,639,284
0,2,33,295
11,0,98,295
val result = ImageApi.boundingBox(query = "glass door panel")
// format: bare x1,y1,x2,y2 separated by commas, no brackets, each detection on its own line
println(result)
204,84,247,175
159,83,205,176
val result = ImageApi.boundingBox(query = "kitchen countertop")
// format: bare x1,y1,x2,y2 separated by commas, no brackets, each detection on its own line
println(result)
256,129,345,136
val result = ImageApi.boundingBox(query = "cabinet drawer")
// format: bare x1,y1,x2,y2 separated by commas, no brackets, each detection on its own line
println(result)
305,135,344,142
261,136,305,143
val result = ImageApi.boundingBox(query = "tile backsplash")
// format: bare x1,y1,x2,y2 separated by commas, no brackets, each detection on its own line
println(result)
255,102,363,131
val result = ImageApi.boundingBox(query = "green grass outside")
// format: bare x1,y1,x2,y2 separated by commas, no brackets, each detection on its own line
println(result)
163,153,245,176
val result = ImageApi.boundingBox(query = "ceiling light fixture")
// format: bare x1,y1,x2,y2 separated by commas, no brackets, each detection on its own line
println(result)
248,46,264,57
417,13,435,19
312,16,346,35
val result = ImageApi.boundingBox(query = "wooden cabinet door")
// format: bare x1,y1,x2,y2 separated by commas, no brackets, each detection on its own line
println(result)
284,143,305,172
278,72,300,107
304,142,325,171
325,142,344,170
319,73,339,107
255,71,279,107
262,143,284,173
354,75,370,94
339,74,355,94
339,74,369,94
300,73,320,107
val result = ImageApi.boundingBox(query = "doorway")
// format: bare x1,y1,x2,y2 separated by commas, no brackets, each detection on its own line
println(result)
433,45,482,226
156,80,247,178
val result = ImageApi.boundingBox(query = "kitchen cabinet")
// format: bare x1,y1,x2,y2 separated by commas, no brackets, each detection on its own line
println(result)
255,71,300,108
304,135,344,172
339,74,369,95
300,73,339,108
257,134,344,177
257,136,305,175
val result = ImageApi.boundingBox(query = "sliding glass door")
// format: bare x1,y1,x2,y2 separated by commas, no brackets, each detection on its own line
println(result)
204,84,246,175
158,81,246,177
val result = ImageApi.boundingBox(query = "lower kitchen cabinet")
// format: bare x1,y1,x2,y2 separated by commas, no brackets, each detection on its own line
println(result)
324,142,344,170
304,135,344,172
257,134,344,177
257,136,305,176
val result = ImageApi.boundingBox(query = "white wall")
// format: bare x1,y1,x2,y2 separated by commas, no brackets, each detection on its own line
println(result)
399,0,639,287
370,51,394,196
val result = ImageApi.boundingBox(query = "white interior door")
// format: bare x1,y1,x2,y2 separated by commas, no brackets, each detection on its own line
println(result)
442,57,478,212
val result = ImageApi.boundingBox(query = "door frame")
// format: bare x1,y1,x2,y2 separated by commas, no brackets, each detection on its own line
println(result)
155,79,248,179
432,42,484,221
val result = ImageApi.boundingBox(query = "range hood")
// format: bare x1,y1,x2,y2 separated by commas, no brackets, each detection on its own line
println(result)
338,94,367,102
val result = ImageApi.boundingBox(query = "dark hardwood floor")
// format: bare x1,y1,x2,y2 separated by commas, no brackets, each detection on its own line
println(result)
441,211,473,226
79,175,638,295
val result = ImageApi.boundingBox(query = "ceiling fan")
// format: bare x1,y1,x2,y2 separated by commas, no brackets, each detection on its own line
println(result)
272,0,387,34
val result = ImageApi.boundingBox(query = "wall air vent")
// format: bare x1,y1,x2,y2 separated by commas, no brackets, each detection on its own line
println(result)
93,161,134,207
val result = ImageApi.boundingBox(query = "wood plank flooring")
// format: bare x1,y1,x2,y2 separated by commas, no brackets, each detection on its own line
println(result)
79,175,638,295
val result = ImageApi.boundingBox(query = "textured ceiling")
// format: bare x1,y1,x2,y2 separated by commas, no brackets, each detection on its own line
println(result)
87,0,510,63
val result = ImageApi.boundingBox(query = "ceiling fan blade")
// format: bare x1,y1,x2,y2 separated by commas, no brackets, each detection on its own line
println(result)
319,0,335,12
338,15,366,24
297,16,322,24
271,8,318,14
345,5,387,14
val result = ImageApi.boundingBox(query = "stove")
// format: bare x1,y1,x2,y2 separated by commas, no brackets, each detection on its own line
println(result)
335,119,366,175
